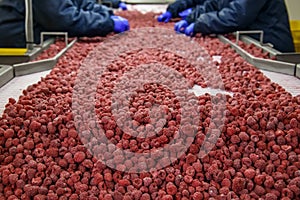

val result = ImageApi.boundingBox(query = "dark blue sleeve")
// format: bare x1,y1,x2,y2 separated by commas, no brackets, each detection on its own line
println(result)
74,0,113,14
33,0,115,37
186,0,219,24
193,0,268,34
167,0,206,18
76,0,96,10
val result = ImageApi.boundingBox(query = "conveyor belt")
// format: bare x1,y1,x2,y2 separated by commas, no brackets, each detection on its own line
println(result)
14,38,77,76
1,15,300,199
1,6,300,115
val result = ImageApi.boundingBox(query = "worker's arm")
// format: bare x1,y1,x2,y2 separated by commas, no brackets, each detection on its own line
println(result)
193,0,268,34
76,0,97,10
33,0,115,37
185,0,220,24
167,0,206,18
101,0,127,10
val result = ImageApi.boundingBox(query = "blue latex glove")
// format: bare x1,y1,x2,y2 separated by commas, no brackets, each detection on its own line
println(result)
179,8,192,19
185,23,195,36
174,20,188,33
111,16,130,33
119,2,127,10
157,11,172,23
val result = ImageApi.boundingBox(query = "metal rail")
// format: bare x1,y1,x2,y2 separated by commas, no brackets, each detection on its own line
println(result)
14,37,77,76
297,65,300,79
38,32,69,47
218,35,296,76
235,35,281,57
231,31,300,78
0,65,14,88
236,34,300,64
0,38,55,65
25,0,34,51
235,30,264,45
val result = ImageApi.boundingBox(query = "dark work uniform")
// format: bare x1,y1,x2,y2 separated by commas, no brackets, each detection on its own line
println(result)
0,0,114,48
168,0,295,52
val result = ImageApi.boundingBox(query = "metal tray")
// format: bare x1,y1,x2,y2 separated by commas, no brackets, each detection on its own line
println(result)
236,34,300,64
0,38,55,65
218,34,296,76
0,65,14,88
14,38,77,76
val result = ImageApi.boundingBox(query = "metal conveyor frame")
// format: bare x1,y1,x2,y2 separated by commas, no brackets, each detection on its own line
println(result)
218,33,298,77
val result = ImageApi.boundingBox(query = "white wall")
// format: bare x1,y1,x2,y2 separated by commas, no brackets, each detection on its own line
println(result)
285,0,300,20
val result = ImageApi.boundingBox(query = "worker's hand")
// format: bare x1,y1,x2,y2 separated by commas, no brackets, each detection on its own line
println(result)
179,8,192,19
185,23,195,36
157,11,172,23
174,20,188,33
111,16,130,33
119,2,127,10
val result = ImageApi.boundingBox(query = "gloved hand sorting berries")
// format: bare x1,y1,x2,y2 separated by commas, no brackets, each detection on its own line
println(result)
157,11,172,23
118,2,127,10
156,0,295,52
178,8,192,19
184,23,195,36
174,20,195,36
111,15,130,33
174,20,188,33
157,8,192,23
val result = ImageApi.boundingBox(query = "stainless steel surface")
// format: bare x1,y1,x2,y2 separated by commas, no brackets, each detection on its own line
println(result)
236,30,264,44
14,38,77,76
0,65,14,88
296,64,300,79
252,57,295,75
14,59,57,76
276,53,300,64
237,34,300,64
0,70,50,114
218,35,296,75
238,35,281,57
39,32,69,47
0,38,55,65
25,0,34,50
0,56,30,66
